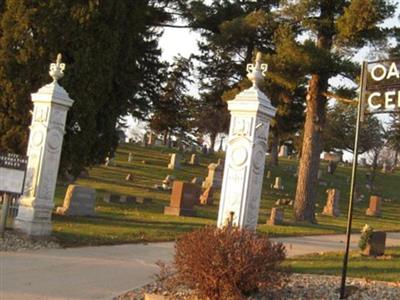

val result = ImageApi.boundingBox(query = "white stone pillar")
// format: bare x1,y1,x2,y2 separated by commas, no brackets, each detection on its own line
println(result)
14,54,74,236
217,53,276,230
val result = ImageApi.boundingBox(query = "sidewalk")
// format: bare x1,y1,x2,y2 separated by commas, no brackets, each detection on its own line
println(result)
1,233,399,300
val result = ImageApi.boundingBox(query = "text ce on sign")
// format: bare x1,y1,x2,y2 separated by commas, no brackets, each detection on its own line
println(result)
366,59,400,112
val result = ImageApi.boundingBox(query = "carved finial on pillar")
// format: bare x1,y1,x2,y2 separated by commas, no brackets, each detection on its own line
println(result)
246,52,268,88
49,53,66,82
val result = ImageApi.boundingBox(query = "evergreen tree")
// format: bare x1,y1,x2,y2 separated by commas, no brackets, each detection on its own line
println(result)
277,0,395,222
179,1,280,149
0,1,169,176
150,56,195,144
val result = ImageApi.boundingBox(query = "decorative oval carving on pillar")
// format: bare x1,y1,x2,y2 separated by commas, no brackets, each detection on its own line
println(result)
32,131,44,147
47,130,63,151
232,146,248,167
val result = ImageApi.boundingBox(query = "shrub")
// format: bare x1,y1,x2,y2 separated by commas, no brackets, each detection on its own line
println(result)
359,224,373,251
173,226,288,300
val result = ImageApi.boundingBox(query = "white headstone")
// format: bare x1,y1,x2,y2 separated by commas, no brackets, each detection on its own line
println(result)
273,177,283,190
202,163,223,189
168,153,181,169
189,154,198,165
278,145,288,157
217,52,276,230
14,54,74,236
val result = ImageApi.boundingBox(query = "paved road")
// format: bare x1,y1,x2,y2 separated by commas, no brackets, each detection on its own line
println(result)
1,233,399,300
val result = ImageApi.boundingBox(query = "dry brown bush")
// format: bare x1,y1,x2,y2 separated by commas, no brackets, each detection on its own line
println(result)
173,226,289,300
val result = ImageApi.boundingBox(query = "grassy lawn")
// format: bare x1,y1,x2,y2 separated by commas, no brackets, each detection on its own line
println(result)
51,143,400,247
285,247,400,282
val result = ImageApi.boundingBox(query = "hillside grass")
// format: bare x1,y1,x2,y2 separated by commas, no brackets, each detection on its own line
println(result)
51,143,400,247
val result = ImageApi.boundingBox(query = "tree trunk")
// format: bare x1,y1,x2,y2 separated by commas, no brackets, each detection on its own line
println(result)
293,3,333,223
294,74,328,223
394,149,399,168
370,149,380,189
209,132,217,154
163,129,168,145
270,133,279,167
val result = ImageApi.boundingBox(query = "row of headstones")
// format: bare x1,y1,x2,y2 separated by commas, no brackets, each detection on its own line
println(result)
55,185,155,217
128,151,220,171
267,189,384,226
56,158,224,216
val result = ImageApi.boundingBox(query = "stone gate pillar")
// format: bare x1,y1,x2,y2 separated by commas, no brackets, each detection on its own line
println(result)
14,54,74,236
217,53,276,230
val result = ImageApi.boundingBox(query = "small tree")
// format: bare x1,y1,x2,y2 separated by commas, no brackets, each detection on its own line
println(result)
386,114,400,167
324,102,384,155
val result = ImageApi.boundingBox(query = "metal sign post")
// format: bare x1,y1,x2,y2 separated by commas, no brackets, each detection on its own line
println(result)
339,61,366,299
340,58,400,299
0,153,28,237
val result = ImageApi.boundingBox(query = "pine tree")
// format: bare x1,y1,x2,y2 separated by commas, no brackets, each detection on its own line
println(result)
150,56,195,144
277,0,395,222
179,0,282,150
0,1,169,176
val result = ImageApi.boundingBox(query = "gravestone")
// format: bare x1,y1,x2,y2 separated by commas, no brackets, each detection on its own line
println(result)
105,157,115,167
199,187,214,205
317,170,323,180
56,185,96,216
362,231,386,256
202,163,223,189
103,193,136,204
322,188,340,217
217,52,276,230
136,197,152,204
168,153,181,170
189,154,198,165
125,173,134,181
191,177,203,186
266,170,271,179
162,175,175,190
366,195,382,217
267,207,284,225
128,152,133,162
359,158,367,167
164,181,200,216
278,145,288,157
147,132,155,145
272,177,283,190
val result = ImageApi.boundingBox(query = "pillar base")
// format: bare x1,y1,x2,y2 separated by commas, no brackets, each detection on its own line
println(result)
13,205,53,236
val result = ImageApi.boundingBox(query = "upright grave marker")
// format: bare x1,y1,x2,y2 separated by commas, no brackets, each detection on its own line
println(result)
217,53,276,229
14,54,74,236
